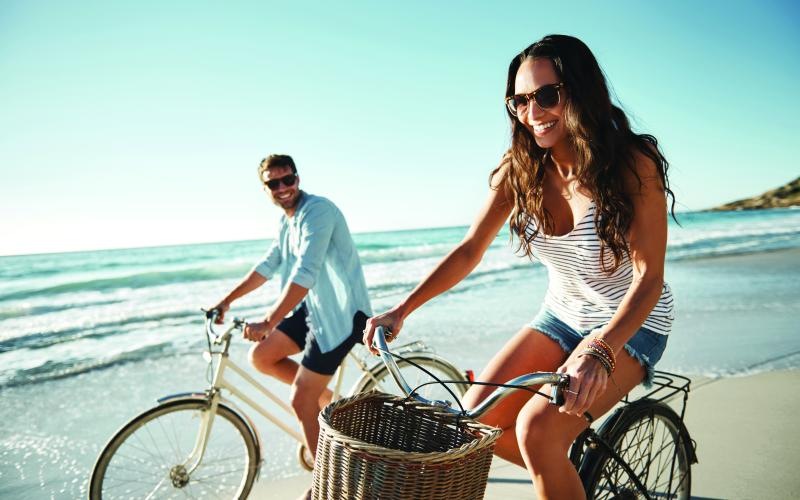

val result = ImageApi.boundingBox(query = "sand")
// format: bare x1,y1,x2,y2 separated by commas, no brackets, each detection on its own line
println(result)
250,369,800,499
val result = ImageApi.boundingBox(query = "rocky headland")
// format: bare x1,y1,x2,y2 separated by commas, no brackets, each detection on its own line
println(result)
711,176,800,211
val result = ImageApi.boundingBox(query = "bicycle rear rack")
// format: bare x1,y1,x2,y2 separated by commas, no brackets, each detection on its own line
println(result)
622,370,692,420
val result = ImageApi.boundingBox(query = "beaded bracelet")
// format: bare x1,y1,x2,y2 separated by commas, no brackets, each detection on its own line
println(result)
584,346,613,372
591,338,615,362
587,340,616,372
588,337,616,367
580,349,613,374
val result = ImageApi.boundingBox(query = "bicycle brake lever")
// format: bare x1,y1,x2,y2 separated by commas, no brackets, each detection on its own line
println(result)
550,374,570,406
550,384,565,406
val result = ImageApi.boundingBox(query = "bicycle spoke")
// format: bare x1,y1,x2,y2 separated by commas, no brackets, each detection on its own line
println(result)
142,477,169,500
586,403,690,500
108,449,165,469
101,464,166,484
141,423,178,470
159,408,192,463
102,474,170,489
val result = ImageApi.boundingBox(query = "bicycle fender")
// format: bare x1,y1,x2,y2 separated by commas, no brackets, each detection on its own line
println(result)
157,392,208,405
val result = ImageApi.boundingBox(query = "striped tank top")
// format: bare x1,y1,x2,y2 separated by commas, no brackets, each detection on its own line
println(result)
526,201,674,335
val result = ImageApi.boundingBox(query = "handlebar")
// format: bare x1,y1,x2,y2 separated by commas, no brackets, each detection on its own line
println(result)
373,326,570,419
202,308,246,345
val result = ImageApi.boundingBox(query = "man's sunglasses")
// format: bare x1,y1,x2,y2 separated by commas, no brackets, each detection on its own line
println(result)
505,83,564,117
263,174,297,191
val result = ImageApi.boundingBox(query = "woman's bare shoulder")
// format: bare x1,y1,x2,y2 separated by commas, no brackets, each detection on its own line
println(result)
624,144,665,194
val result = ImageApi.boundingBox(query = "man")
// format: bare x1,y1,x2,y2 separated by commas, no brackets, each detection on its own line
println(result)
210,154,371,468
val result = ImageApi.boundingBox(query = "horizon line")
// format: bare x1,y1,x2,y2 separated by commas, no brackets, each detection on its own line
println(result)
1,205,772,259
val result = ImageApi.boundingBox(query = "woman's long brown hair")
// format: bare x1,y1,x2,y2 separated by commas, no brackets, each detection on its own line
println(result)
495,34,676,272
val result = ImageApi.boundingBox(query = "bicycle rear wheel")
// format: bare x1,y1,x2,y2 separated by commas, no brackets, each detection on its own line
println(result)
89,399,259,499
580,400,692,500
352,353,469,405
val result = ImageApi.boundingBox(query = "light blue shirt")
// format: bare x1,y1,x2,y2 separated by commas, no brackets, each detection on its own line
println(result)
253,192,372,353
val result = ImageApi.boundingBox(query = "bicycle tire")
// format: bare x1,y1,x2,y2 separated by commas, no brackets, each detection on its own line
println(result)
351,353,469,404
579,399,692,500
89,399,259,499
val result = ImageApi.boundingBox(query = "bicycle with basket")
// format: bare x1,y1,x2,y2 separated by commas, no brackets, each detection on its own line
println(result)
313,327,697,499
88,312,469,499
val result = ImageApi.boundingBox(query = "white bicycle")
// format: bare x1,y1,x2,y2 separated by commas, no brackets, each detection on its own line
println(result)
88,311,469,499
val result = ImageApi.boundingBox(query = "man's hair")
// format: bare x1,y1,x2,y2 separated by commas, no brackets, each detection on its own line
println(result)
258,154,297,179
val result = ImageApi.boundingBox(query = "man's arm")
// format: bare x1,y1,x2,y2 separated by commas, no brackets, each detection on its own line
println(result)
269,282,309,326
211,239,281,323
243,201,335,341
210,270,267,323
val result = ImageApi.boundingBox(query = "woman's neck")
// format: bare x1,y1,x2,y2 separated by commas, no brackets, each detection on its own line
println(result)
548,146,578,179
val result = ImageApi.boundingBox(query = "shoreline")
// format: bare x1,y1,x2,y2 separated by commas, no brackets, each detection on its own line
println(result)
252,369,800,499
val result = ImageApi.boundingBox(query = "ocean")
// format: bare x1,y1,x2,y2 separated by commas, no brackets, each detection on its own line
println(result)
1,208,799,498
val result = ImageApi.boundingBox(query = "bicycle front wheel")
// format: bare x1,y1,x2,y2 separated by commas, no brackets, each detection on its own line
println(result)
89,399,259,499
580,400,692,500
353,353,469,405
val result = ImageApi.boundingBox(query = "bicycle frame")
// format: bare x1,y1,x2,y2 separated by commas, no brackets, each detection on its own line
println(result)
159,318,411,476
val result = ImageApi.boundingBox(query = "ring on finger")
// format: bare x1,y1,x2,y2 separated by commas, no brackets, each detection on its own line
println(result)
565,389,580,396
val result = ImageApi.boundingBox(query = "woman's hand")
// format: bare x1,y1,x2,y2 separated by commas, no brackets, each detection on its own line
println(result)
362,307,405,355
557,343,610,417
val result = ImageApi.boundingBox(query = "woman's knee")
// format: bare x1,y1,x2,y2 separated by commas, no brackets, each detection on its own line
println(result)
515,405,573,464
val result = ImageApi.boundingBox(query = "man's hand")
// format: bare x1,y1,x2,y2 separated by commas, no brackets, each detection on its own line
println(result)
243,320,273,342
209,300,231,324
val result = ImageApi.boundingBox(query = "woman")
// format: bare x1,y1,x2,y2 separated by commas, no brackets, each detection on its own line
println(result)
363,34,675,499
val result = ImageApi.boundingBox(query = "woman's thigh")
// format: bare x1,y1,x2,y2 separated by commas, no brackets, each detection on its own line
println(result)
517,348,646,451
464,326,568,429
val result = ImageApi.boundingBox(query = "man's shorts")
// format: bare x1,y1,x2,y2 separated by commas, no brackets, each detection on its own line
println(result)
277,303,368,376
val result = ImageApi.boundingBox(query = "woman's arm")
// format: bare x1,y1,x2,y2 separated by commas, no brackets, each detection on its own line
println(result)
363,161,513,352
599,152,669,352
559,151,669,415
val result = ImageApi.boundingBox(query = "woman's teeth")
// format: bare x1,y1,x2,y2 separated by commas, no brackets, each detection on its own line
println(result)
534,121,557,134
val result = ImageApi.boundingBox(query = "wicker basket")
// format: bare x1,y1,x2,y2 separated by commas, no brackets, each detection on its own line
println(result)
312,391,502,500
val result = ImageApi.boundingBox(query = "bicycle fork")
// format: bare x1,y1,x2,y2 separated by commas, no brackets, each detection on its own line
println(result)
171,393,225,485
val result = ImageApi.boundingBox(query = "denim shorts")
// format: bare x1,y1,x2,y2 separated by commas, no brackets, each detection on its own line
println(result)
528,308,668,387
278,303,368,376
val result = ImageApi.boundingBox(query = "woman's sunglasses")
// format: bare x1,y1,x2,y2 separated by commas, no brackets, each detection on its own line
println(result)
264,174,297,191
505,83,564,117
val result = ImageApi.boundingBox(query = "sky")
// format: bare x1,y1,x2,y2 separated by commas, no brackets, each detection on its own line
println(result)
1,0,798,256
